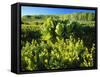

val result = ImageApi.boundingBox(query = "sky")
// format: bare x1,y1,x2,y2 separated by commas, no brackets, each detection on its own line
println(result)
21,6,95,16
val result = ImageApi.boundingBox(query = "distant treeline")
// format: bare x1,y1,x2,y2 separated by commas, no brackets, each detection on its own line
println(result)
22,12,95,24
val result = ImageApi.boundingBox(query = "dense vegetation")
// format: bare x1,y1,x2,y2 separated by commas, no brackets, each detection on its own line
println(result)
21,12,96,71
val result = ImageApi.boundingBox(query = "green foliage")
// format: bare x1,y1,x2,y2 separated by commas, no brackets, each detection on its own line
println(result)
80,44,95,67
21,12,96,71
41,18,54,40
55,23,64,36
21,36,95,71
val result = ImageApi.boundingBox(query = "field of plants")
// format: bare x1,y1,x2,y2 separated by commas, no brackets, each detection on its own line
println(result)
21,12,96,71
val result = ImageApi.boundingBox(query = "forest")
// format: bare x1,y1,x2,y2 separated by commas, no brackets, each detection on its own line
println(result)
21,12,96,71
